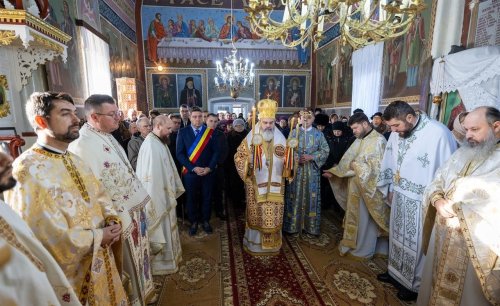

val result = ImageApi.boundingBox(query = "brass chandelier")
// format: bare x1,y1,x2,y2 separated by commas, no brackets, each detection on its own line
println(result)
245,0,426,50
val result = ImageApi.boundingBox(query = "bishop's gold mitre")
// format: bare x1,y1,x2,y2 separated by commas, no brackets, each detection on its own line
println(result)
257,99,278,120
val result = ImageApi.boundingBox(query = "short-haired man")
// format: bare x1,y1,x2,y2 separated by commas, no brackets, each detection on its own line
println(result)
137,116,184,275
128,117,152,170
417,107,500,306
179,104,191,128
323,113,390,259
68,94,156,304
149,109,160,122
6,92,127,305
176,106,219,236
206,113,228,220
376,101,456,301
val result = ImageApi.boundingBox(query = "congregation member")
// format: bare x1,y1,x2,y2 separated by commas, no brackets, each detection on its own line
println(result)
126,108,138,125
176,107,219,236
0,151,80,306
234,99,289,254
136,116,184,275
6,92,127,305
284,110,329,237
168,114,183,174
323,113,390,259
179,104,191,128
371,112,390,139
128,117,152,170
206,113,228,220
68,94,155,305
149,109,160,123
376,101,456,301
225,118,248,207
417,106,500,305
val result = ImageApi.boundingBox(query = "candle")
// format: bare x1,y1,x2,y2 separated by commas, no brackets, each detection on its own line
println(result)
252,106,256,132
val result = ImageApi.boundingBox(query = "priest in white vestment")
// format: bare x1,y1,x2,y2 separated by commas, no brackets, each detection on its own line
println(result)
324,113,390,260
417,106,500,306
376,101,457,301
68,94,155,305
136,116,184,275
0,151,80,306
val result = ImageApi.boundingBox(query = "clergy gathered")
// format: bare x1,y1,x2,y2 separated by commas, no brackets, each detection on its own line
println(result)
0,90,499,306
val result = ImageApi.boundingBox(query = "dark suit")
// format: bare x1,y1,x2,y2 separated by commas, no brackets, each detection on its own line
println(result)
211,129,228,216
176,125,219,224
180,119,191,129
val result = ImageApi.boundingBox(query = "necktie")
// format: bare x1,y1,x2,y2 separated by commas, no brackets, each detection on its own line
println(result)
195,129,200,137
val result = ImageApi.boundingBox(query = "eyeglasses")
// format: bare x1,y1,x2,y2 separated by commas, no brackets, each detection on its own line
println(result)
94,112,120,118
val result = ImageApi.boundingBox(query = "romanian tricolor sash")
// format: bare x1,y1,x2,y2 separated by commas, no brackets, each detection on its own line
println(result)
182,126,214,175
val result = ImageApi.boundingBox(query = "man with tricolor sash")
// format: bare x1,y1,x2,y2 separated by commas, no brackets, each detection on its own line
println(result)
176,106,219,236
234,99,293,255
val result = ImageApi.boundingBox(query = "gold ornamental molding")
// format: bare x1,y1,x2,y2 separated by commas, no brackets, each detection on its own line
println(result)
0,30,16,45
0,9,71,45
31,32,65,54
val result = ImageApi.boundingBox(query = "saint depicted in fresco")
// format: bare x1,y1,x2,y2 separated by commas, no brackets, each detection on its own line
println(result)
285,77,303,107
205,18,219,40
155,75,177,108
386,37,403,88
405,13,425,87
147,13,166,62
262,77,281,104
219,15,237,41
179,77,202,107
174,14,189,37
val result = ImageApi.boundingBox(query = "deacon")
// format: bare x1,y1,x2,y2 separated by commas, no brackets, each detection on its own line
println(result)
136,116,184,275
6,92,127,305
68,94,155,305
417,106,500,306
323,113,390,259
234,99,289,254
376,101,456,301
0,151,80,306
284,110,329,237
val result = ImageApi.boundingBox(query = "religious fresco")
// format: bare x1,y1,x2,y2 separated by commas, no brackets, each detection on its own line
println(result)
381,0,434,104
147,69,207,110
44,0,86,103
316,40,337,107
77,0,100,31
121,36,138,79
283,76,306,108
101,17,123,99
258,75,283,106
177,74,203,108
141,6,310,66
336,43,353,105
151,74,178,109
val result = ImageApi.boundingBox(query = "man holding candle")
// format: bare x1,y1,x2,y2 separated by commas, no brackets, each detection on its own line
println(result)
234,99,290,255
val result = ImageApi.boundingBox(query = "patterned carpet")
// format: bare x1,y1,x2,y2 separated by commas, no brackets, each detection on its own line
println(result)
153,205,414,306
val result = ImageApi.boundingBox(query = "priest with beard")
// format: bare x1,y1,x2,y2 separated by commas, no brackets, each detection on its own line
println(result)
234,99,290,255
376,101,457,301
417,106,500,306
226,118,248,207
136,116,184,275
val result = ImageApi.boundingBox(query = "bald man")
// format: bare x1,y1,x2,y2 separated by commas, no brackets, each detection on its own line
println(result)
136,116,185,275
417,106,500,306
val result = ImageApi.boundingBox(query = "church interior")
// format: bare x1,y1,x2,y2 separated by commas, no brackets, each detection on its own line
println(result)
0,0,499,305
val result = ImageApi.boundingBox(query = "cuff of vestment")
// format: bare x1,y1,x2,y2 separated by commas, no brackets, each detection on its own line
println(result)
430,192,445,207
105,215,122,226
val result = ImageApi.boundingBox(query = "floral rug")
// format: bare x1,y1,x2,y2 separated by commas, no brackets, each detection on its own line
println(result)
154,206,413,306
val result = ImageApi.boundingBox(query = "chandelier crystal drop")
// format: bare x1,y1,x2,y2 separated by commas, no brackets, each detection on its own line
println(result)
245,0,427,51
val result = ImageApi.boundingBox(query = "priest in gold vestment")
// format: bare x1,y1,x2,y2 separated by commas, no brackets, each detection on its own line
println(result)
5,92,127,305
68,95,155,305
418,106,500,306
234,99,289,255
323,113,390,259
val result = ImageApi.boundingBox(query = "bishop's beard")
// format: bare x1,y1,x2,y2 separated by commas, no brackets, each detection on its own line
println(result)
460,129,497,162
263,129,274,142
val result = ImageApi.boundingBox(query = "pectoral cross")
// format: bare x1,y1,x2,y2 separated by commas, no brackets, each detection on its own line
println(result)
394,171,401,184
